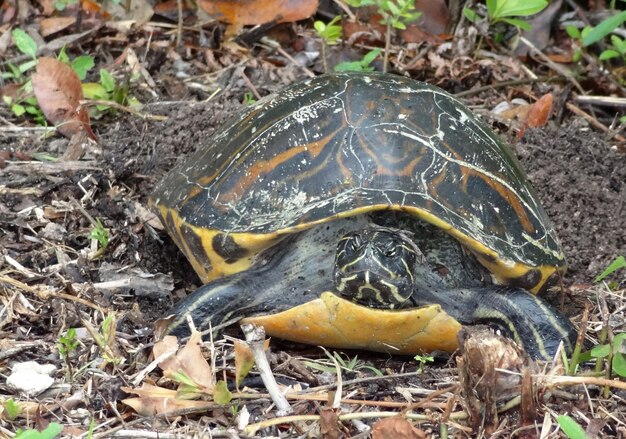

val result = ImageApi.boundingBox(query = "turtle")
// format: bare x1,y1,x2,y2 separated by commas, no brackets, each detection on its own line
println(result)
150,72,576,360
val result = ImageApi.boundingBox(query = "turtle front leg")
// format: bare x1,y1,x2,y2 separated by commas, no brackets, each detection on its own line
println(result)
413,286,577,360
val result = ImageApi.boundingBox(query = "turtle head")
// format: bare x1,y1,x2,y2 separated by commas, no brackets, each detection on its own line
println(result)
333,228,419,308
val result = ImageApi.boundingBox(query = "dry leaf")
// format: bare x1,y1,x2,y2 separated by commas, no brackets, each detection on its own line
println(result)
372,416,427,439
122,396,210,416
234,339,255,389
519,93,553,139
198,0,318,26
32,57,96,140
234,338,270,389
155,331,214,392
122,383,179,399
319,408,340,439
39,17,77,37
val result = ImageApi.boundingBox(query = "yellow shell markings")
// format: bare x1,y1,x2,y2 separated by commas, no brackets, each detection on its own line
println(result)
157,200,559,293
242,292,462,355
155,204,281,283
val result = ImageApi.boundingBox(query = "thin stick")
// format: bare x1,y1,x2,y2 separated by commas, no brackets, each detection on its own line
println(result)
566,102,626,143
241,324,292,415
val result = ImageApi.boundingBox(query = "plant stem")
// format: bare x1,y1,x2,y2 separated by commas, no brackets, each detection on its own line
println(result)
384,21,391,73
321,41,328,74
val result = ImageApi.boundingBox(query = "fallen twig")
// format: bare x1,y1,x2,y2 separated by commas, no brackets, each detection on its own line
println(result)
241,323,293,415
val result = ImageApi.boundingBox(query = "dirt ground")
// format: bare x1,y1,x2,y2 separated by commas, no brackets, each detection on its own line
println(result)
1,69,626,436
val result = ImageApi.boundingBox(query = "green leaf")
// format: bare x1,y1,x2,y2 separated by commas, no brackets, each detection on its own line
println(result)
303,360,337,373
3,399,22,420
612,353,626,378
566,25,581,40
17,60,37,75
463,7,479,22
582,11,626,47
12,29,37,59
590,344,610,358
82,82,109,100
393,21,407,30
595,256,626,282
614,333,626,352
99,69,116,93
486,0,497,17
362,48,381,64
491,0,547,19
502,17,532,30
14,423,64,439
213,380,232,404
58,46,70,64
386,1,400,16
11,103,26,117
599,49,620,60
557,415,589,439
71,56,95,80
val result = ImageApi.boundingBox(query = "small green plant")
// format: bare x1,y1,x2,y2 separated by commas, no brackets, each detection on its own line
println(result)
58,47,94,81
58,327,80,359
305,351,384,375
314,16,342,73
3,399,22,420
14,423,63,439
413,353,434,373
58,327,80,379
335,49,382,72
599,35,626,64
590,333,626,378
485,0,547,30
345,0,421,72
566,25,593,62
89,218,109,249
581,10,626,48
82,69,140,116
242,92,257,106
595,255,626,290
557,415,589,439
463,0,548,48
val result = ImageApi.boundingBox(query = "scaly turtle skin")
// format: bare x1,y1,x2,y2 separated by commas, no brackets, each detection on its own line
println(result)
150,73,575,359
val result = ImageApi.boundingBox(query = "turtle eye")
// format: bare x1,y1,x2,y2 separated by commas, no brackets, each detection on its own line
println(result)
349,234,362,253
383,241,400,257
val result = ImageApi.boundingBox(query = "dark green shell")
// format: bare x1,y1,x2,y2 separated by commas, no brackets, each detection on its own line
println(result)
151,73,565,291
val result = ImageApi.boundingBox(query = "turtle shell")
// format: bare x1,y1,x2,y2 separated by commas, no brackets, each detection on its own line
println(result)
151,73,565,292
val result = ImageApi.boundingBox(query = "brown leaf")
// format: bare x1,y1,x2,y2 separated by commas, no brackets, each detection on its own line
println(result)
234,338,270,389
122,396,210,416
319,408,340,439
155,331,214,392
122,383,179,399
39,17,77,37
372,416,427,439
234,339,255,389
198,0,318,26
32,57,96,140
518,93,553,139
